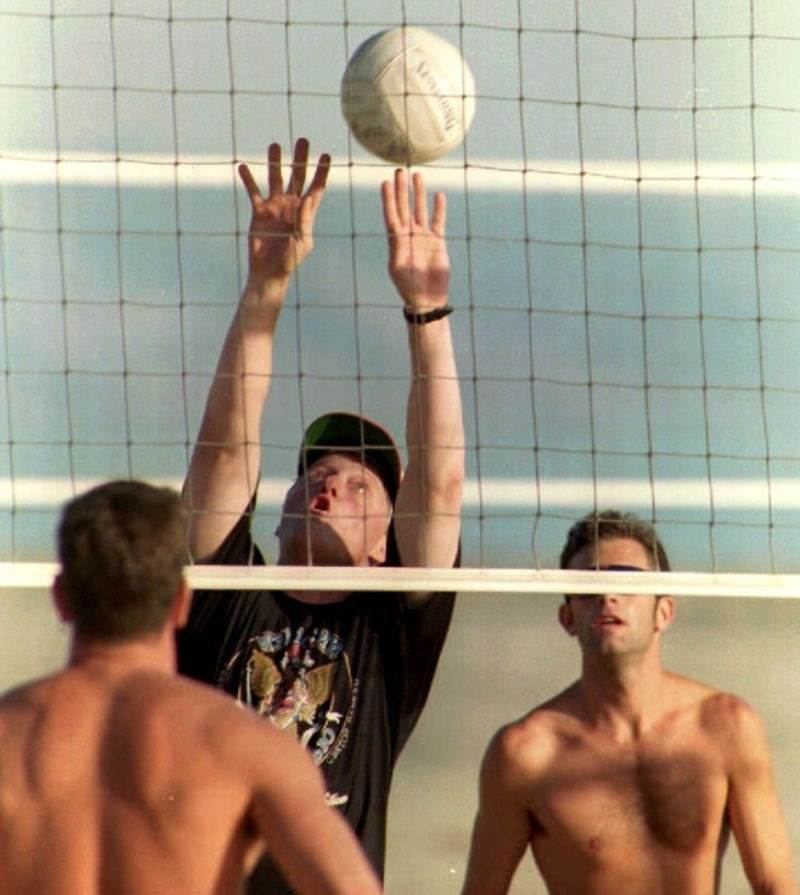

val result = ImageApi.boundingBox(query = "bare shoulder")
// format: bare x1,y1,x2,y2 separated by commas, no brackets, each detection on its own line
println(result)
0,674,83,739
151,673,310,769
696,685,770,758
0,680,42,741
0,680,36,711
663,672,757,725
664,673,770,761
484,684,582,780
141,672,261,735
686,679,761,733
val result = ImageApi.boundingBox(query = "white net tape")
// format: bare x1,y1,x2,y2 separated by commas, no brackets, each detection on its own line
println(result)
4,563,800,600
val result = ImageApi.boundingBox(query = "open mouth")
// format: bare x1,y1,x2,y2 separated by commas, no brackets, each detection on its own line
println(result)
592,615,623,628
309,495,331,514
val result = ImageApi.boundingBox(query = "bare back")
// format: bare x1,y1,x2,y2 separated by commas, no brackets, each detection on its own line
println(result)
0,662,378,895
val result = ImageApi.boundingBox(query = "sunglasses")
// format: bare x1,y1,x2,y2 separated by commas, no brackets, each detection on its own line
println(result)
576,564,649,573
567,564,663,600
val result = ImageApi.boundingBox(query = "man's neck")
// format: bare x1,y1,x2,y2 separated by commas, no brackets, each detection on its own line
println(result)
578,651,669,738
68,629,176,677
282,588,353,605
277,552,367,604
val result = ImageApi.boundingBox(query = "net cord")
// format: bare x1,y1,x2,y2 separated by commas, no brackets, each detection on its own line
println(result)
3,563,799,598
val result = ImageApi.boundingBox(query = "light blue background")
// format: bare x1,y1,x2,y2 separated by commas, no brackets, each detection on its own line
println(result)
2,6,800,895
1,0,799,573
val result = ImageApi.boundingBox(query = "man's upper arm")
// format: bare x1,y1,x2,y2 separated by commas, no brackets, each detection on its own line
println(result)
461,727,535,895
399,539,460,609
182,451,259,563
726,698,798,895
245,719,382,895
393,457,463,570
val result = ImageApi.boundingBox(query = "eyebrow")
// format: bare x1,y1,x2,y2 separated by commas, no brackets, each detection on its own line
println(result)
575,564,650,572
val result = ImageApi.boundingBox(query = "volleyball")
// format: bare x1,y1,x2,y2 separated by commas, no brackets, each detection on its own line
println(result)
340,26,476,166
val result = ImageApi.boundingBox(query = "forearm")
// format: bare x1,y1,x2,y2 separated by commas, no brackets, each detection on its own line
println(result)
405,314,464,484
183,276,287,559
396,313,465,567
749,879,800,895
197,280,284,445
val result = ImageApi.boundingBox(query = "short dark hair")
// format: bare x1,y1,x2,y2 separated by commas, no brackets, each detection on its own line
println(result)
57,480,187,641
559,509,671,572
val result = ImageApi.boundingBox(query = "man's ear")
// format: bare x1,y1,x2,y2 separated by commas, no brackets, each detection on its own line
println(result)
558,599,577,636
172,579,193,630
654,595,675,634
52,573,72,623
367,533,388,567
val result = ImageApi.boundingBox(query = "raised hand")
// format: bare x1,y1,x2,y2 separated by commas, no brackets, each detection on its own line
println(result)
382,168,450,310
238,139,331,288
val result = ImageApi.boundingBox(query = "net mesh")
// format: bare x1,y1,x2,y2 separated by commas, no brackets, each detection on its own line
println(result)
1,0,799,591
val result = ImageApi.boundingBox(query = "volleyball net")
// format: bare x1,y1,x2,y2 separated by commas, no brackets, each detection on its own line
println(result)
2,0,799,595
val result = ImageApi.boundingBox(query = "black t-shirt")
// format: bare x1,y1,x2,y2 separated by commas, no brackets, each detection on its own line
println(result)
176,508,455,894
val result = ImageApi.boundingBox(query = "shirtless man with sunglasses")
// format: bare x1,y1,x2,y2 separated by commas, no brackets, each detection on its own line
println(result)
461,509,797,895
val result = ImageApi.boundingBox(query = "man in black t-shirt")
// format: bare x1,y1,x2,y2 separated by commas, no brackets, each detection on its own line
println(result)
177,139,464,895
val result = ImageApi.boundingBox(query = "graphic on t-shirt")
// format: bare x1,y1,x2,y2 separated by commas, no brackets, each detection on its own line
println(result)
222,624,356,765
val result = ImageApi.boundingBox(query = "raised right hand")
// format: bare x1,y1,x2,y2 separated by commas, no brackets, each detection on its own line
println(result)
238,139,331,293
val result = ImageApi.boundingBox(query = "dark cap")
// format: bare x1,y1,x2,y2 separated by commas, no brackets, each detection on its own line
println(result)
297,412,403,505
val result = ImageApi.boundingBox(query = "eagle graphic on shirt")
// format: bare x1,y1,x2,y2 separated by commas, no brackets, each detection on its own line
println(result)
224,624,356,765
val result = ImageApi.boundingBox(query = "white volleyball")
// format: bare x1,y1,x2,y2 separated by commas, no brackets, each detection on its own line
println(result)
341,26,476,166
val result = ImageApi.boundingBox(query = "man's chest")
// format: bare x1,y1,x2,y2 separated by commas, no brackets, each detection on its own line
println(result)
532,739,729,854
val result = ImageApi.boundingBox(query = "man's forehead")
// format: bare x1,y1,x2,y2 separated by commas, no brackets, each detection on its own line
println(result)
569,536,653,569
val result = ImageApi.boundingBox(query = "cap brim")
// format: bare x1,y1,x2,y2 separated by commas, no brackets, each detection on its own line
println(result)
298,412,402,504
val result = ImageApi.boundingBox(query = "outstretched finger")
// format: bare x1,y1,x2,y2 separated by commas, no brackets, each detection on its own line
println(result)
238,163,263,208
431,190,447,236
288,137,310,196
381,178,399,233
393,167,410,226
306,152,332,207
412,172,430,229
297,154,332,234
267,142,284,197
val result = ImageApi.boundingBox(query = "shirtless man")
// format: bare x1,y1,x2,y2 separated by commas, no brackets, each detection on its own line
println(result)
0,479,382,895
461,510,797,895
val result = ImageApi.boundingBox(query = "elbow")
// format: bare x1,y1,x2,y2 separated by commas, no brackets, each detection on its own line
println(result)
430,463,465,514
748,876,797,895
440,442,466,497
